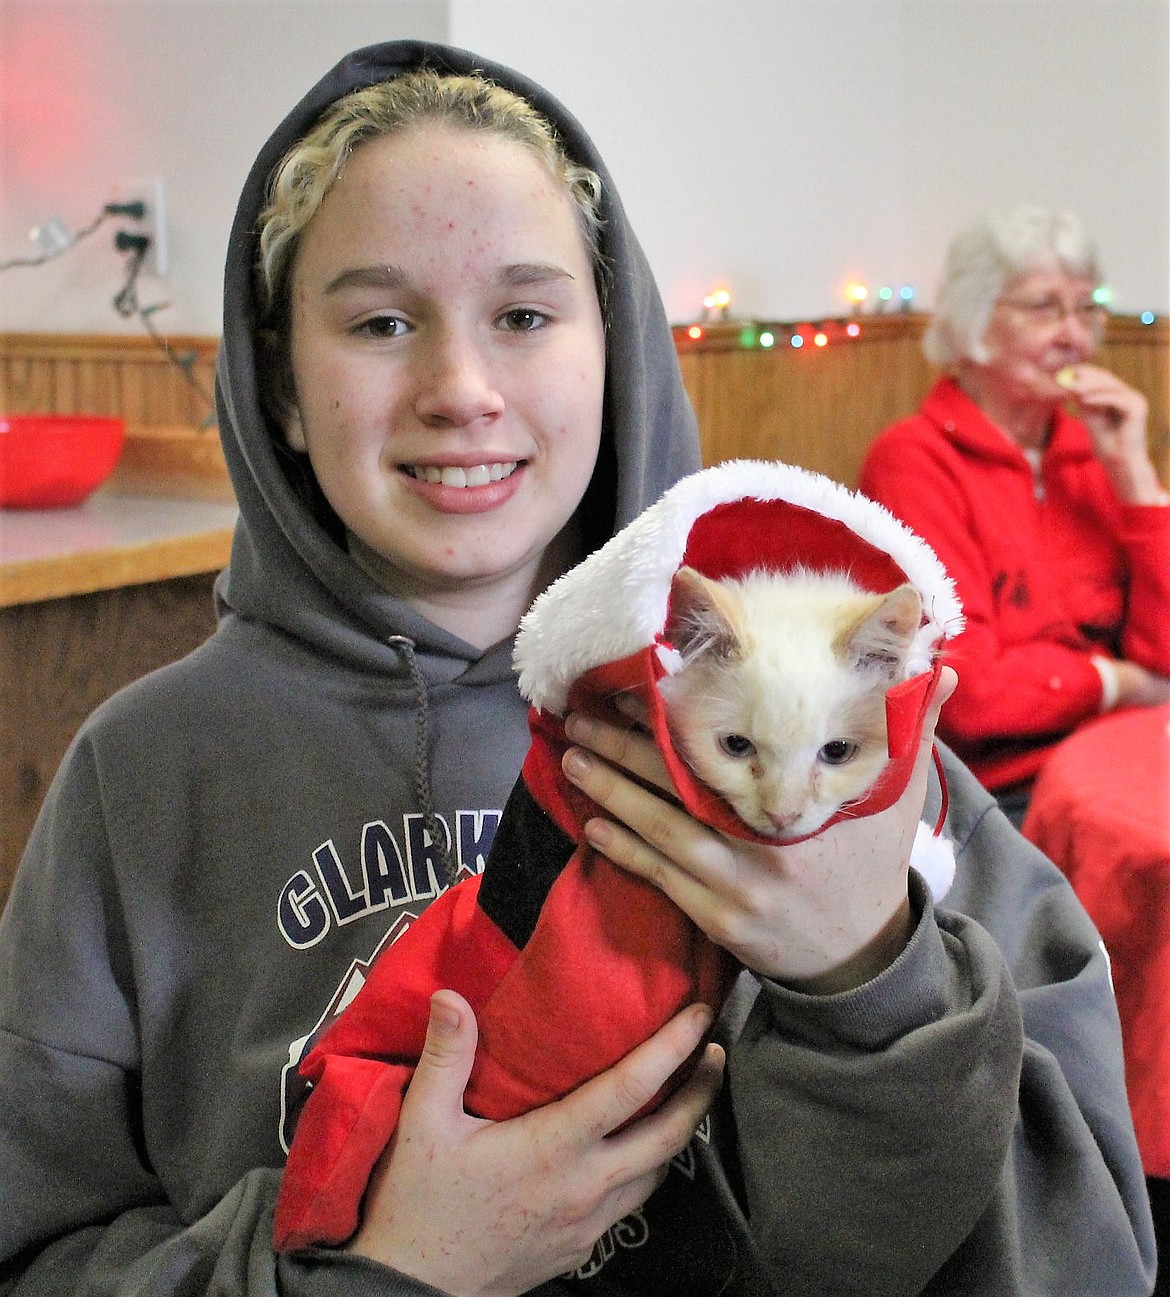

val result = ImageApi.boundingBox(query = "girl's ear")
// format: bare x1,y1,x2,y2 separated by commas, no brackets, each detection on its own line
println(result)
256,325,305,450
283,404,308,453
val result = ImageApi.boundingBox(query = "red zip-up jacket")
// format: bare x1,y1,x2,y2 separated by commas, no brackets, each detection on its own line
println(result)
861,377,1170,790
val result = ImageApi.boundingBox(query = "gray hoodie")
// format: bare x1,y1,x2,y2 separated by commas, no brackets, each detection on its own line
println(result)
0,39,1155,1297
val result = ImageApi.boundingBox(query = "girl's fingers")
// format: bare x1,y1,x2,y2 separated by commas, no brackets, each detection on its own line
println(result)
563,744,698,861
564,712,677,796
557,1003,718,1144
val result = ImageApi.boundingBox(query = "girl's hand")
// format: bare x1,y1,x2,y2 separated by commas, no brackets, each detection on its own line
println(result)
1058,364,1166,504
346,992,723,1297
561,667,958,994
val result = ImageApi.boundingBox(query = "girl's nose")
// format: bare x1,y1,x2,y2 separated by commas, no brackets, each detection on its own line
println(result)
413,333,505,429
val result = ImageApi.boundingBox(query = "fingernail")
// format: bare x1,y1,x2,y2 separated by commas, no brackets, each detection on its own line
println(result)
565,713,594,742
583,818,612,850
429,993,461,1032
564,748,591,781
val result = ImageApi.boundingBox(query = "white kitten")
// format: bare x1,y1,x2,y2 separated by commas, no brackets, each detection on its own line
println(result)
659,565,924,841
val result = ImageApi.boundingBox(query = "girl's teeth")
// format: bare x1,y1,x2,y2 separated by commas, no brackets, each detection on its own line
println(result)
412,462,517,487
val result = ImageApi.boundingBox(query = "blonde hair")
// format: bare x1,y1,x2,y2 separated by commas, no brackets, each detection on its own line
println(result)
923,205,1102,367
257,69,606,332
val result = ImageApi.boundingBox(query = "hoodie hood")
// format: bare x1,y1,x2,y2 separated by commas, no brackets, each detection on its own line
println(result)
213,41,700,678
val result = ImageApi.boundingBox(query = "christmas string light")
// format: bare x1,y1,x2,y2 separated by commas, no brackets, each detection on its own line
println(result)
701,286,733,322
675,282,1160,353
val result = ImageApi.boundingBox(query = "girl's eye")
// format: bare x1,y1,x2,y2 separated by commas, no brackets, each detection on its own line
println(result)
719,734,756,759
819,739,859,765
499,307,549,333
355,314,410,340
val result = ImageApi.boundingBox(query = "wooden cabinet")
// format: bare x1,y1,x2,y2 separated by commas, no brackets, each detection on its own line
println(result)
0,573,219,909
0,484,236,912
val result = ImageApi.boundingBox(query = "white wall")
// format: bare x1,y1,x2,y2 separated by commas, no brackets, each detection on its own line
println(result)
1,0,1166,338
901,0,1170,320
453,0,1169,321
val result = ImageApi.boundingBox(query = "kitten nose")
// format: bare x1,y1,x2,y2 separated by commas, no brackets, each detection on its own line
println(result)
768,811,800,834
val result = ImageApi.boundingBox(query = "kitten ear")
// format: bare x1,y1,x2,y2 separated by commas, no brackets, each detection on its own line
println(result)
666,566,745,664
840,582,923,676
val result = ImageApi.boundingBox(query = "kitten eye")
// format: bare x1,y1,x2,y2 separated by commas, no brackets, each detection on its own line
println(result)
719,734,756,759
819,739,859,765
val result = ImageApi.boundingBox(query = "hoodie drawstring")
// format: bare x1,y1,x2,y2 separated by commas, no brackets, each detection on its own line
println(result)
387,635,458,889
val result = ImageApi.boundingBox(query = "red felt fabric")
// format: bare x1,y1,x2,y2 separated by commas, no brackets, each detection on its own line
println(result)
273,875,519,1249
1023,703,1170,1176
679,497,910,597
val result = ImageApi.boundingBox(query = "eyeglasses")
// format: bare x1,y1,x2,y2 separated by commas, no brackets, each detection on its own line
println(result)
997,295,1108,330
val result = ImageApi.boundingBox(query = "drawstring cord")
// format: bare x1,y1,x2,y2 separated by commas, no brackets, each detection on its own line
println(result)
387,635,459,888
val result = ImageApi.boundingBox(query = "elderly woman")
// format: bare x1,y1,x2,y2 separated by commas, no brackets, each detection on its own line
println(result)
861,204,1170,825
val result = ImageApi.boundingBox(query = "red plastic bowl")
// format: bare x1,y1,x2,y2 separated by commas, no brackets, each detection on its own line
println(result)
0,414,126,509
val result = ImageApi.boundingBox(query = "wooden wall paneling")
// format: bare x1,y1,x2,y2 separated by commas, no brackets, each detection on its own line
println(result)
676,314,1168,489
1097,318,1168,481
0,333,220,429
678,316,936,488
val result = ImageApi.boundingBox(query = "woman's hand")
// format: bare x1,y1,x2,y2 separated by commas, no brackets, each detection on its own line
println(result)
346,991,723,1297
561,667,958,994
1114,659,1170,709
1058,364,1167,504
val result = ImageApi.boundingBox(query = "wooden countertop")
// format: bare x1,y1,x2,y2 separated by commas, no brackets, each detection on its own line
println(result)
0,489,238,608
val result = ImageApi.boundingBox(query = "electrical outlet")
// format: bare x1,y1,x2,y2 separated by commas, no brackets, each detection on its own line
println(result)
109,177,168,276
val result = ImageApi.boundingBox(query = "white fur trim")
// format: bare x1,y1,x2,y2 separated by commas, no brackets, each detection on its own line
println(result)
515,460,964,714
911,821,957,902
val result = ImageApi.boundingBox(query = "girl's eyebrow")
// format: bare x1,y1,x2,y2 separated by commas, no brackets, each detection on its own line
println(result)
323,265,408,294
323,262,576,295
500,262,577,287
